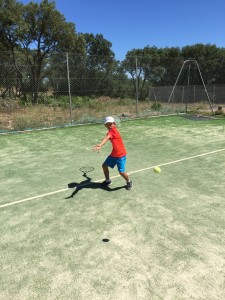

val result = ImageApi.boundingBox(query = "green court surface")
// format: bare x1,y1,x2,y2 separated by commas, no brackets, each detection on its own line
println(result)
1,116,225,299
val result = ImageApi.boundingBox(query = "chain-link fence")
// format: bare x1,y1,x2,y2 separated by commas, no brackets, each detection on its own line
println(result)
1,52,225,132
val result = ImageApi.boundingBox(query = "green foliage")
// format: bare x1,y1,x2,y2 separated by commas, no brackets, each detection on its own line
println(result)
18,97,33,107
1,0,225,105
13,115,40,130
73,96,91,108
0,0,24,47
181,44,225,85
0,0,85,105
151,101,162,111
215,106,224,116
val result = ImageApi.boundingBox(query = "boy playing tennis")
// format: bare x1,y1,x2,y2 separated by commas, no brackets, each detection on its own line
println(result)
94,116,132,190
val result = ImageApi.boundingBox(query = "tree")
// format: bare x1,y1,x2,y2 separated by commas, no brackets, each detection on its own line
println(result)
0,0,23,49
122,46,162,100
47,33,118,98
158,47,182,86
181,44,225,85
82,33,115,96
0,0,25,98
0,0,85,103
66,33,116,97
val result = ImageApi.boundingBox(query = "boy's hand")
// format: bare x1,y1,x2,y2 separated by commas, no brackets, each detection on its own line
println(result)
93,144,101,152
93,136,109,152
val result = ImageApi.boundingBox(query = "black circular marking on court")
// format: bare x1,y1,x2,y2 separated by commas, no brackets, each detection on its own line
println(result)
102,238,110,242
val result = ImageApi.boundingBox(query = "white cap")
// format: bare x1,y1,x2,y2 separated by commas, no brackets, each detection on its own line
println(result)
104,116,115,124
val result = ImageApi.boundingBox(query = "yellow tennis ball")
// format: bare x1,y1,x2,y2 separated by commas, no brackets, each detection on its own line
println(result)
154,166,161,173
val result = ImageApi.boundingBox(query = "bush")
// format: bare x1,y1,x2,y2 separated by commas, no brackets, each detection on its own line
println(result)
13,115,38,130
151,101,162,111
215,106,224,116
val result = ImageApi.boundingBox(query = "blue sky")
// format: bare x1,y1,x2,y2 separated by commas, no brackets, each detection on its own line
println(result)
20,0,225,60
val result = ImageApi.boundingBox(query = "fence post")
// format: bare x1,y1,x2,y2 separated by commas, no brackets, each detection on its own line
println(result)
135,56,139,116
212,84,215,106
66,52,73,124
193,85,195,104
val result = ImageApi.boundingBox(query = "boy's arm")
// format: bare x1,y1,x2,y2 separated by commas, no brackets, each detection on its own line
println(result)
94,135,111,151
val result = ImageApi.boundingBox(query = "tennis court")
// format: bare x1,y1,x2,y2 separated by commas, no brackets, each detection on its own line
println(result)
1,115,225,299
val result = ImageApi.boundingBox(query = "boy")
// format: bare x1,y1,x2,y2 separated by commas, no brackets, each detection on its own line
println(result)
94,116,132,190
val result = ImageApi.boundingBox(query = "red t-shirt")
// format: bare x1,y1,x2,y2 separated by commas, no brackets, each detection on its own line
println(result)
107,127,127,158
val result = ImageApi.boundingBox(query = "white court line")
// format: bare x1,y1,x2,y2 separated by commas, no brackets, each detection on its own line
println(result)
1,147,225,209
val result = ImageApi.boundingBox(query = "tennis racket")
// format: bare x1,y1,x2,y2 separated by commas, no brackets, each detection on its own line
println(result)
111,114,122,127
79,167,94,176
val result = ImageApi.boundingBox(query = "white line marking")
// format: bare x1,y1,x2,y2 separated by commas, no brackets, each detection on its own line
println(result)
0,188,68,208
1,148,225,209
129,147,225,174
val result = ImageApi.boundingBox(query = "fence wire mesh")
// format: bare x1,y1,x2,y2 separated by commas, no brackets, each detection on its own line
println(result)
0,51,225,132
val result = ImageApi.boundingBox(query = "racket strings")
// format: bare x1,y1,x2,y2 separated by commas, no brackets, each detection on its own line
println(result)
111,114,121,126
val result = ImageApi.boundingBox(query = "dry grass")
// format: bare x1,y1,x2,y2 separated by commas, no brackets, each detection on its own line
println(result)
0,97,218,131
0,100,151,131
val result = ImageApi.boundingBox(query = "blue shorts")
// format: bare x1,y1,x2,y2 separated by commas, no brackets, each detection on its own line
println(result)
103,155,127,172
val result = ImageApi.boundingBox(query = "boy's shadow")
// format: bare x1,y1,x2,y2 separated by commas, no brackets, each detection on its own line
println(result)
65,174,126,199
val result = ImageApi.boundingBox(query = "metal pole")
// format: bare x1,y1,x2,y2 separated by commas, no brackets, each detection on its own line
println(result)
186,63,191,113
66,52,73,124
182,86,184,103
168,61,186,103
195,60,214,114
194,85,196,104
212,84,215,106
168,59,214,115
135,56,139,116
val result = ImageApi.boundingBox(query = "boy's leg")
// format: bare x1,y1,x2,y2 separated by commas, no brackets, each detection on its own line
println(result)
117,156,133,190
101,156,116,185
119,171,129,182
101,164,112,186
102,163,110,180
119,171,132,190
